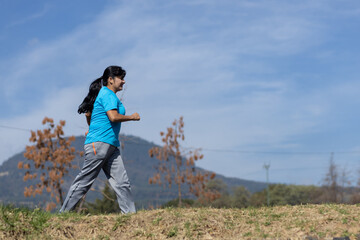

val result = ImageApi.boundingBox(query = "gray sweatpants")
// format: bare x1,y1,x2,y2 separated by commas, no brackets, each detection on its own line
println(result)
60,142,136,214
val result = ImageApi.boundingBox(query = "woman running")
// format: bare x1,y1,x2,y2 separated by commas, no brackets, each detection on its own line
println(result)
60,65,140,214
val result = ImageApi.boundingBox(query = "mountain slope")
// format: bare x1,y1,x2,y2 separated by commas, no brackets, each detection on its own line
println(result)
0,135,267,209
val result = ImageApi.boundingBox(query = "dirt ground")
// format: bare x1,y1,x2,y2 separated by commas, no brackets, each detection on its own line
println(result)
1,204,360,239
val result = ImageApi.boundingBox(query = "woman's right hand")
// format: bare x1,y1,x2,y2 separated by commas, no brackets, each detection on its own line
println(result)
131,112,140,121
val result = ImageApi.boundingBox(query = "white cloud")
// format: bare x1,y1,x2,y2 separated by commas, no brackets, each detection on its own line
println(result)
6,3,52,28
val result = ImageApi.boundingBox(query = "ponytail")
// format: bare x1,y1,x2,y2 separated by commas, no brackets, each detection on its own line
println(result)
78,65,126,114
78,77,103,114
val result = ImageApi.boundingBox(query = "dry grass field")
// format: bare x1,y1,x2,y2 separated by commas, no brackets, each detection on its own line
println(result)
1,204,360,239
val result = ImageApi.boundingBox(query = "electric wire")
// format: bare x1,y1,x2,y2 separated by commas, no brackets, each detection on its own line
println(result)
1,124,360,156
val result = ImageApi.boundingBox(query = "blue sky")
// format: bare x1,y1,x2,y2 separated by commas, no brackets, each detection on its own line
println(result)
1,0,360,186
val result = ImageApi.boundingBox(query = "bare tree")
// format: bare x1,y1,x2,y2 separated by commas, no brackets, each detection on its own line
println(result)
350,168,360,204
322,153,339,203
18,117,83,211
148,116,217,207
339,166,351,203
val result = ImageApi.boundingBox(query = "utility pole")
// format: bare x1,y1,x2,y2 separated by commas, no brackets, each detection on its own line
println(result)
263,163,271,206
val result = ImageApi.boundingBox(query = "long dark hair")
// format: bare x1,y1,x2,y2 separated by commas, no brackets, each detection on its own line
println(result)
78,66,126,114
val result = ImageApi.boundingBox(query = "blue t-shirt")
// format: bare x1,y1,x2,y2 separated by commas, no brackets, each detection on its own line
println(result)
85,86,125,147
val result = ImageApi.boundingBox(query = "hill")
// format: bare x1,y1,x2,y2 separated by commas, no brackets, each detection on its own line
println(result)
1,204,359,239
0,135,267,209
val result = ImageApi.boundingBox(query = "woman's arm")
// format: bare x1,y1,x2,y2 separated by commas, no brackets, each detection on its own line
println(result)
85,112,92,126
106,109,140,122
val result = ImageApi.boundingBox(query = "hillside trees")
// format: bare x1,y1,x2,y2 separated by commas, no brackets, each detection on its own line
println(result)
18,117,83,211
249,184,323,207
232,186,251,208
198,179,231,208
85,182,120,214
148,116,218,207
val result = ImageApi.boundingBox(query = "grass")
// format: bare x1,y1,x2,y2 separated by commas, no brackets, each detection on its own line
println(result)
112,214,131,231
1,204,360,239
0,205,51,239
167,226,178,237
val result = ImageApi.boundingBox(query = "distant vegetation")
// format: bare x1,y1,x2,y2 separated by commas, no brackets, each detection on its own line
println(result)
84,177,360,214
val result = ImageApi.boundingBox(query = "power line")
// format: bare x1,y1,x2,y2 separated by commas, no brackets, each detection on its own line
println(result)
2,124,360,156
200,148,360,155
240,166,334,177
0,125,31,132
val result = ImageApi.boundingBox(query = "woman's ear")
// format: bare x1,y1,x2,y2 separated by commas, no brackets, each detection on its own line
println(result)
108,77,114,85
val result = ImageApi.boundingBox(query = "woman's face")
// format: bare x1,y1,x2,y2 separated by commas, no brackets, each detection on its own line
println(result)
109,76,125,92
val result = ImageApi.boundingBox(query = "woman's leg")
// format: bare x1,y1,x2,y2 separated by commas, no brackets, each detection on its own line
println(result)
60,142,113,212
102,147,136,214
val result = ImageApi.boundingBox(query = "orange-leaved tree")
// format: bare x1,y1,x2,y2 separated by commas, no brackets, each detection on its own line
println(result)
18,117,83,211
148,116,219,207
